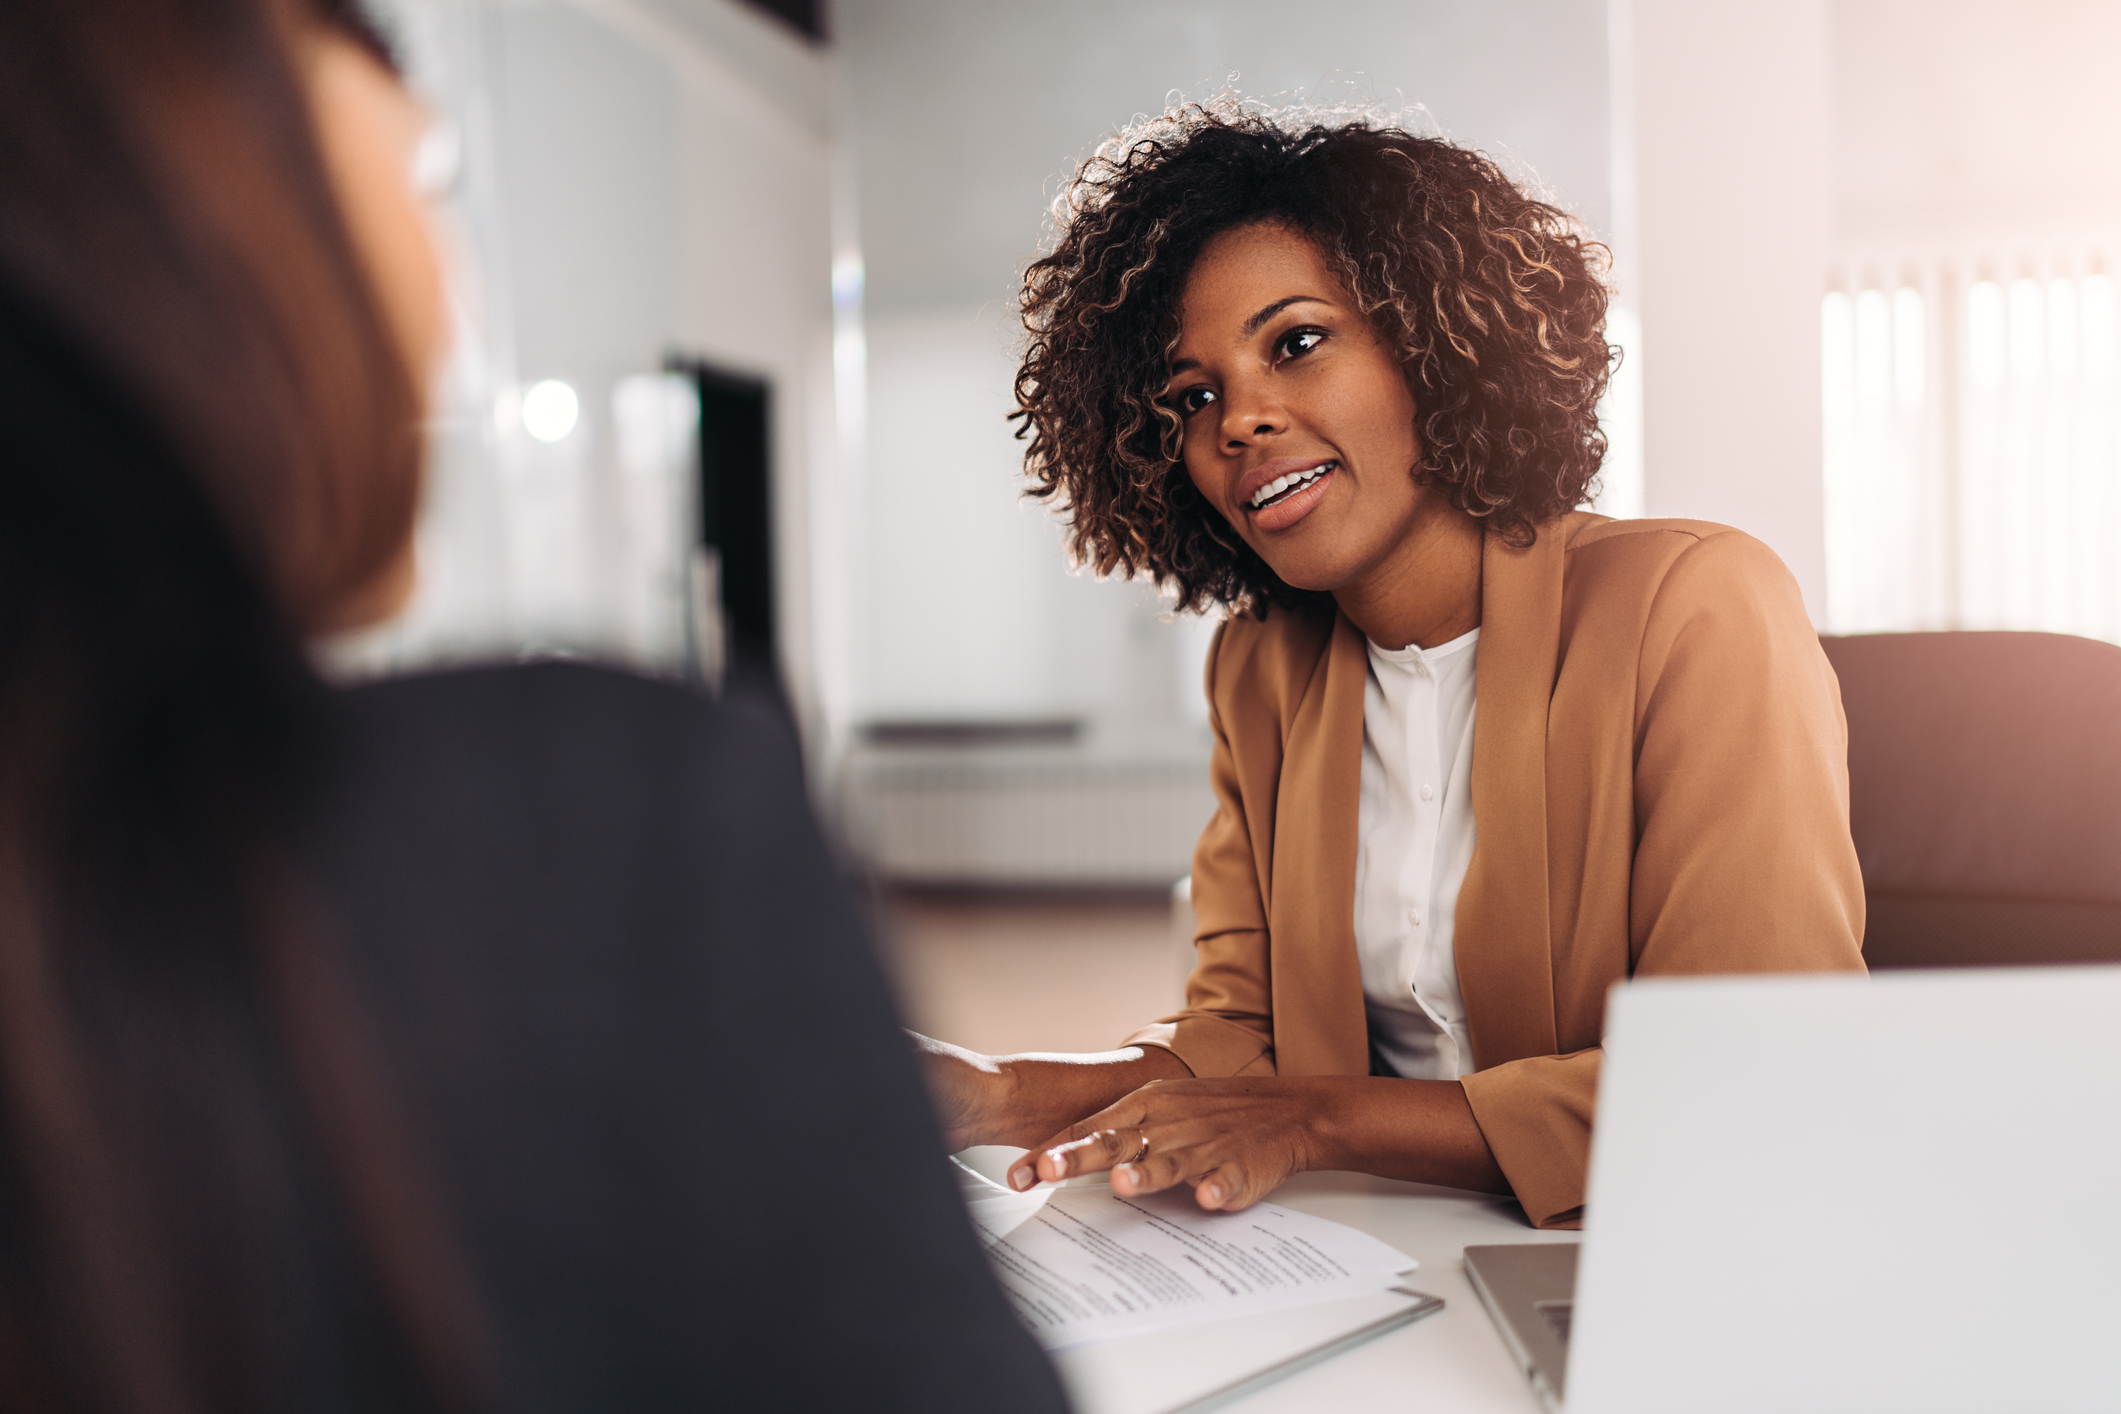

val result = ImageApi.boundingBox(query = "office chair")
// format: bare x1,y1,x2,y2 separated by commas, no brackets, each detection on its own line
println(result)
1820,631,2121,968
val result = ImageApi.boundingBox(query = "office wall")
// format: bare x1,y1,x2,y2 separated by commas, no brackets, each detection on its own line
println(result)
338,0,841,737
1833,0,2121,241
1611,0,1833,620
835,0,1614,735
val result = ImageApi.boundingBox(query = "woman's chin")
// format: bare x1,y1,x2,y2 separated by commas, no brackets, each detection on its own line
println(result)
1260,559,1347,597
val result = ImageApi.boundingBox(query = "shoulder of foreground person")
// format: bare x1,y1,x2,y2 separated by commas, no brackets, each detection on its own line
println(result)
330,656,797,790
308,661,1068,1413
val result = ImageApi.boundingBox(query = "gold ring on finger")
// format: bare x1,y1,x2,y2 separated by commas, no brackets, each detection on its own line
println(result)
1129,1129,1150,1165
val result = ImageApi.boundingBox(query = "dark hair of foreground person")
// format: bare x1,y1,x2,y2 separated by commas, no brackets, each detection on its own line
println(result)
0,3,1065,1411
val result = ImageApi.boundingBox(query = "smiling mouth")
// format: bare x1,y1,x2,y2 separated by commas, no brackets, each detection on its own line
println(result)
1248,461,1337,510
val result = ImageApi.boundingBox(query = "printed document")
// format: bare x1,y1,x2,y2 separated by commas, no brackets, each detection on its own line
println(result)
965,1183,1418,1350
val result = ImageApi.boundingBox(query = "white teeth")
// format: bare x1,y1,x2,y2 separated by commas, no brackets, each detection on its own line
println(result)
1250,462,1335,508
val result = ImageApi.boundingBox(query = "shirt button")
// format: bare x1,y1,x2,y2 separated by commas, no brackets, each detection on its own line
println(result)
1419,784,1435,802
1408,907,1424,930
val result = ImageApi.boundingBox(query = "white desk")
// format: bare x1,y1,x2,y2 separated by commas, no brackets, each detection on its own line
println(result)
963,1150,1573,1414
1204,1170,1571,1414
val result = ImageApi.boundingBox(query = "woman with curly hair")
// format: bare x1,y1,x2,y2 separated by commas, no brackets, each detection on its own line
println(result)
919,103,1865,1231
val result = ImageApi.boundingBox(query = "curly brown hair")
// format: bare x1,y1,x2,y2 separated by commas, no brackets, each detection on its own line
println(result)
1012,100,1615,614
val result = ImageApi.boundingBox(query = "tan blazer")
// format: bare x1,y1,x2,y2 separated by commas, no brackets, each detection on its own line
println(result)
1125,513,1867,1228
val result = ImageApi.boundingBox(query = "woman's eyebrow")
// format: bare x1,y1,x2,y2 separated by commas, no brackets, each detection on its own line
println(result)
1242,295,1329,337
1165,295,1333,378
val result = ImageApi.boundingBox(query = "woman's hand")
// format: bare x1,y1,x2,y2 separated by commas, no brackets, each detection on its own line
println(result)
1005,1074,1511,1207
1005,1076,1329,1209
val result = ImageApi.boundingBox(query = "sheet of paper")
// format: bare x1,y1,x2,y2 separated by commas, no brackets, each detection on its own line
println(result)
966,1183,1418,1350
1052,1288,1444,1414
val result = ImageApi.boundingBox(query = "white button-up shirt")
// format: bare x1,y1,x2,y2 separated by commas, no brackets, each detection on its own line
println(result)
1353,626,1479,1080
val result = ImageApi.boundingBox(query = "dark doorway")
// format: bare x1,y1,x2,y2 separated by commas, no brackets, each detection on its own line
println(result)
734,0,824,42
669,356,782,708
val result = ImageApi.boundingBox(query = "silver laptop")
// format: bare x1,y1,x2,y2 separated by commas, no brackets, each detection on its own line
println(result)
1466,966,2121,1414
1463,1241,1576,1412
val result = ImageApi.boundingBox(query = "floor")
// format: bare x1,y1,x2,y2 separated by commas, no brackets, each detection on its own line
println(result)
873,887,1183,1056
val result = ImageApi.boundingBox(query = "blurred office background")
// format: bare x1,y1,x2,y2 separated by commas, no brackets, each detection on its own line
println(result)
329,0,2120,1047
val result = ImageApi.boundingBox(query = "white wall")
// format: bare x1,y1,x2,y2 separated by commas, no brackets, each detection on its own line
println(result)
842,0,1614,320
333,0,843,740
1612,0,1833,619
1833,0,2121,243
835,0,1613,737
862,309,1061,716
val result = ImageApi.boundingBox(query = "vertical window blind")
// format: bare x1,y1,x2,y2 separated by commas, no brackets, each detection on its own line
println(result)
1823,235,2120,638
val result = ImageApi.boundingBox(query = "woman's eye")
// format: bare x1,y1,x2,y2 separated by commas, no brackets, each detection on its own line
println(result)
1279,328,1326,360
1173,386,1218,416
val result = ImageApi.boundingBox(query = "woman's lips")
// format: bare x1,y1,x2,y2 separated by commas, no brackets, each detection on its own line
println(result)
1246,464,1336,533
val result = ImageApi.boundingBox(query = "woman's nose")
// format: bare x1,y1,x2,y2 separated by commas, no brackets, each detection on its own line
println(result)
1218,380,1285,449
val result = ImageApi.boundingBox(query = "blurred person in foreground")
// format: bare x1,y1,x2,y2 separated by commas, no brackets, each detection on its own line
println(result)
0,2,1065,1410
919,103,1866,1230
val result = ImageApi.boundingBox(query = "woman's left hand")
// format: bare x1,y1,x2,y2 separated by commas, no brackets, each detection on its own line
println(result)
1003,1076,1342,1211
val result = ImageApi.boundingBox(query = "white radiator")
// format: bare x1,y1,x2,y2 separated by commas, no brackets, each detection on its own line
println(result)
837,744,1215,886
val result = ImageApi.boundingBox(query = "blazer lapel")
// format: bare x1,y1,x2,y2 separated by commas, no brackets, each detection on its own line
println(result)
1268,612,1372,1076
1458,525,1564,1068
